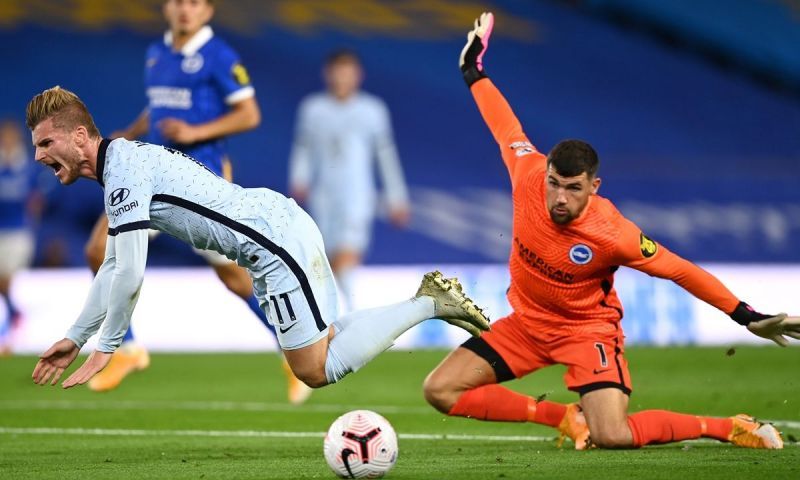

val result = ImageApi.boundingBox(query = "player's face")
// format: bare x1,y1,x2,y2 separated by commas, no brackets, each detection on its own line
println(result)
164,0,213,37
325,60,363,100
545,166,600,225
31,118,88,185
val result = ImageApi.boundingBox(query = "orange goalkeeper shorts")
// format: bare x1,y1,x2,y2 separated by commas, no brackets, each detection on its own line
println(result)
461,312,632,395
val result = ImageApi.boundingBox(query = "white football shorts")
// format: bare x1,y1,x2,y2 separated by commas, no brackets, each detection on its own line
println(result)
0,230,34,276
251,207,339,350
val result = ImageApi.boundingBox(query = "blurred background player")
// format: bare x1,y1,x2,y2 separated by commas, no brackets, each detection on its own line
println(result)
289,49,410,311
83,0,310,403
0,120,41,355
423,12,799,451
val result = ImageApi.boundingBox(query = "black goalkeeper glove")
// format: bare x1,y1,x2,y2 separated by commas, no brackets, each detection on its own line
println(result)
460,12,494,87
730,301,800,347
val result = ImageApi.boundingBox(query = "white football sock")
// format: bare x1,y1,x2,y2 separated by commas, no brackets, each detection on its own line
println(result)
324,296,435,383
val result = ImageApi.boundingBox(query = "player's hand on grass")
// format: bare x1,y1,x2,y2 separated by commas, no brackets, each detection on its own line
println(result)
158,118,200,144
32,338,80,386
460,12,494,86
61,350,114,389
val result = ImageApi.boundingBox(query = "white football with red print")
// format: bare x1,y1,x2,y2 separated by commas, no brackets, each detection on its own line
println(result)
323,410,398,478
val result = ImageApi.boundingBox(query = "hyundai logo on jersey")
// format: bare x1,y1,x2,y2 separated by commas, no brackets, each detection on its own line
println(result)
108,187,130,206
569,244,593,265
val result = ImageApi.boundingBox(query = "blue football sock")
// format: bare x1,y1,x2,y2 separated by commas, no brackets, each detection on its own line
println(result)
1,293,17,321
246,294,277,338
0,312,9,338
122,325,134,342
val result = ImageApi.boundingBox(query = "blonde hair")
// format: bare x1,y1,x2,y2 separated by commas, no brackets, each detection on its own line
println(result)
26,86,101,138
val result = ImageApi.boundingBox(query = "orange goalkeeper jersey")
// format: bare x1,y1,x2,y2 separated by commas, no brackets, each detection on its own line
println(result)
471,78,740,337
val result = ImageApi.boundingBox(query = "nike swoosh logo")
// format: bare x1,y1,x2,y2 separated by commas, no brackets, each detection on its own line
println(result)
279,323,297,334
593,368,611,374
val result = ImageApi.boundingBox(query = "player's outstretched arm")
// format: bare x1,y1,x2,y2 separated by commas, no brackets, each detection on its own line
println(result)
730,302,800,347
158,97,260,144
111,108,150,140
616,220,800,347
461,13,543,176
288,100,313,204
60,231,147,388
32,236,118,387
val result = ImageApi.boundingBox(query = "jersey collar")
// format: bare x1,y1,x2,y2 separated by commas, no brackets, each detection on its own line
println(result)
164,25,214,56
96,138,111,186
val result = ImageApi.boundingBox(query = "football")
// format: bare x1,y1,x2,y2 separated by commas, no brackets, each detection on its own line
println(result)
323,410,399,478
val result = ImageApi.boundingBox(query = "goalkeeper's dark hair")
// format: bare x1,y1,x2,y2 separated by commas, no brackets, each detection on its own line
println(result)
547,139,599,178
325,48,360,66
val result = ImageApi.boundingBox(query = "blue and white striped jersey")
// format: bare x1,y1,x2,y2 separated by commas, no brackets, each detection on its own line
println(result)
144,26,254,175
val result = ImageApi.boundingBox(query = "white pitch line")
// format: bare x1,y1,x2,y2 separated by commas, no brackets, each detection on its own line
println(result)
1,427,796,446
2,401,798,430
0,427,555,442
0,400,433,415
774,420,800,430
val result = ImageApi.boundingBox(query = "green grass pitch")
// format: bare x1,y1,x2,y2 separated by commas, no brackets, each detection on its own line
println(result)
1,347,799,479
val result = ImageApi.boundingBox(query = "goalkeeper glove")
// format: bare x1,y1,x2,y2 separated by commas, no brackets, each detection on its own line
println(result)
730,301,800,347
460,12,494,87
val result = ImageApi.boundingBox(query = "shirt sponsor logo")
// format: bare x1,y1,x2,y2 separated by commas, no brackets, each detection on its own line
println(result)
639,232,658,258
108,188,130,206
181,53,204,74
515,237,575,284
509,141,536,157
109,200,139,218
569,244,593,265
147,86,192,109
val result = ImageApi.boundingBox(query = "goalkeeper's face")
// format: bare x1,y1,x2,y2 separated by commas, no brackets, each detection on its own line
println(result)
545,166,600,225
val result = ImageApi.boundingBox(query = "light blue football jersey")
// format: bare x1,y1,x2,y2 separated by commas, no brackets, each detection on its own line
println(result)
98,138,295,275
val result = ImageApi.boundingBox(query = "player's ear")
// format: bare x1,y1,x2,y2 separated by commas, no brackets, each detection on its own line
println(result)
202,1,214,23
591,176,601,194
73,125,88,146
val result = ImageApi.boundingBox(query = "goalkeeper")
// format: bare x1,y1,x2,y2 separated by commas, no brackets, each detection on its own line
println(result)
423,12,800,450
